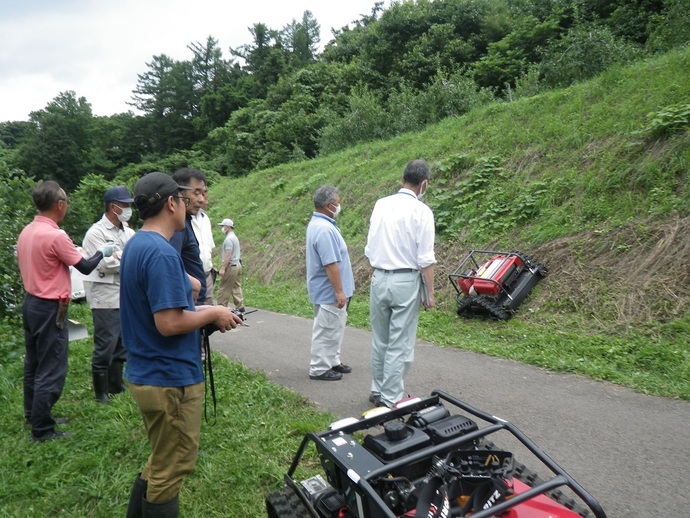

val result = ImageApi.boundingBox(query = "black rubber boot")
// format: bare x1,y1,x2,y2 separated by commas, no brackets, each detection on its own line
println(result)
142,494,179,517
92,370,109,404
126,474,148,518
108,361,127,394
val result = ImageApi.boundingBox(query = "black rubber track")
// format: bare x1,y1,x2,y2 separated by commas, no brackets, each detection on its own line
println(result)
266,486,311,518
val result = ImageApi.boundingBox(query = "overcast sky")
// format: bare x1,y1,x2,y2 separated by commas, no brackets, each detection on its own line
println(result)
0,0,384,123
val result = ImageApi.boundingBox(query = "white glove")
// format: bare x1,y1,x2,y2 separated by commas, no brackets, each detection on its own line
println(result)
100,244,114,258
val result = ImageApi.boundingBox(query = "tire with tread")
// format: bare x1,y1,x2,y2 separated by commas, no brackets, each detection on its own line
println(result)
266,486,311,518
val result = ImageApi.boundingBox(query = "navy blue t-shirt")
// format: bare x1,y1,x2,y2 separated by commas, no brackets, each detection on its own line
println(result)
120,230,203,386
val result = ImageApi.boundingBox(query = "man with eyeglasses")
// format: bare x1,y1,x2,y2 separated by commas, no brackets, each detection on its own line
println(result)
17,180,114,442
169,168,208,304
81,186,135,403
121,172,242,517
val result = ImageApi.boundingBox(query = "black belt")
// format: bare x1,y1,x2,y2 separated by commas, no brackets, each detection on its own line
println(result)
375,268,417,274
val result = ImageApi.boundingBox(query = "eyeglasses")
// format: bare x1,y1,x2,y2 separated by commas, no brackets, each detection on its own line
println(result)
172,195,190,207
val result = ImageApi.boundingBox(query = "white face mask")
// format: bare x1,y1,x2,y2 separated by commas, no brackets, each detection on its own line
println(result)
115,206,132,222
330,203,341,218
417,180,428,200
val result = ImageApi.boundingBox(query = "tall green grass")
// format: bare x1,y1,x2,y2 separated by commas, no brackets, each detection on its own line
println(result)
0,304,333,517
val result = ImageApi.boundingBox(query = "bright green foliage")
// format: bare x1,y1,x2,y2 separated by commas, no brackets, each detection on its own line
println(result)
635,103,690,139
430,155,547,240
0,166,36,319
473,16,563,89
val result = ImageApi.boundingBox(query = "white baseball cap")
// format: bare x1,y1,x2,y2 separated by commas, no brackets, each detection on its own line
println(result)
219,218,234,228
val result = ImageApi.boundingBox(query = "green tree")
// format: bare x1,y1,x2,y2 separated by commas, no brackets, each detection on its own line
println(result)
282,11,321,69
231,23,288,99
16,91,95,190
538,24,642,88
321,2,384,63
647,0,690,52
473,16,563,89
131,55,202,153
192,38,249,133
89,113,150,176
0,164,36,318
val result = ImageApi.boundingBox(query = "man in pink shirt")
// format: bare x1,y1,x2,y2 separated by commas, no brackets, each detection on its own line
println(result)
17,180,113,442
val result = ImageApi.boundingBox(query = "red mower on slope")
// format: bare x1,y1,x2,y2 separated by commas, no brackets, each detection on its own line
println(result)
266,391,606,518
449,250,548,320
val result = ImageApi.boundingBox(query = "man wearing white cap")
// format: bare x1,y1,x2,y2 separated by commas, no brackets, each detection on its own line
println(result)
217,218,245,312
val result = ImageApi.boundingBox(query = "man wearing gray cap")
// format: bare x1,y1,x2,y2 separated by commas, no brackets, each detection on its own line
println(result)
82,186,135,403
121,172,242,517
217,218,245,312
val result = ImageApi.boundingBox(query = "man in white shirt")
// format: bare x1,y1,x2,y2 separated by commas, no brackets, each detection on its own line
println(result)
364,159,436,408
82,186,135,403
191,189,216,305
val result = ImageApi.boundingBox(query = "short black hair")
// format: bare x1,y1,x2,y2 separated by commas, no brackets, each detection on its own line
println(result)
172,167,207,187
402,159,431,186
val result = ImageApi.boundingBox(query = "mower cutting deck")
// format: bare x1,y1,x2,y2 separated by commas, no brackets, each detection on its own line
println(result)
448,250,548,320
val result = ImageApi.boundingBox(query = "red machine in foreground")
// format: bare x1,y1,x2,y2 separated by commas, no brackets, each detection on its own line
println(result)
449,250,548,320
266,391,606,518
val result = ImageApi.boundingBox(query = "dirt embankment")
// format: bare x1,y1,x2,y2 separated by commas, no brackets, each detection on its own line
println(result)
434,216,690,326
242,216,690,327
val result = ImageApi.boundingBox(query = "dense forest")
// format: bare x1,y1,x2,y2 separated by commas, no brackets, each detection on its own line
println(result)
0,0,688,318
1,0,688,187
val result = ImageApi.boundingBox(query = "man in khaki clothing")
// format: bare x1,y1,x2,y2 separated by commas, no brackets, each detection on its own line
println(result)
217,218,245,312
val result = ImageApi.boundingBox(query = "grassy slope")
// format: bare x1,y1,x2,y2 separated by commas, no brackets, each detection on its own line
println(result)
209,47,690,400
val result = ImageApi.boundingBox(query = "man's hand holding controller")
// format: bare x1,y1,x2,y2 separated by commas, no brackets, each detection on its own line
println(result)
202,306,245,335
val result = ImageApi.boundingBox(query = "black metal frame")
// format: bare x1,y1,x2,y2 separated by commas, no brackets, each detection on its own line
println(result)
280,391,607,518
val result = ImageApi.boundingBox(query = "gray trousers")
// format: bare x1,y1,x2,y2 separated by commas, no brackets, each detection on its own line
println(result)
310,303,347,376
369,269,421,407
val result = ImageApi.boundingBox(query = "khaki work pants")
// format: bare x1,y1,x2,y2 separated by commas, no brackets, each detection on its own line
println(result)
217,263,244,308
130,382,204,502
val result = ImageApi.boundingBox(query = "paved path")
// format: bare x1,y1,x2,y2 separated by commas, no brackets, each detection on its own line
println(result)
211,308,690,518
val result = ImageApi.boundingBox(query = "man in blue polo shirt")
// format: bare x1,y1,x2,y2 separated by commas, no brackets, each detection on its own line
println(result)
305,185,355,381
121,172,242,517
